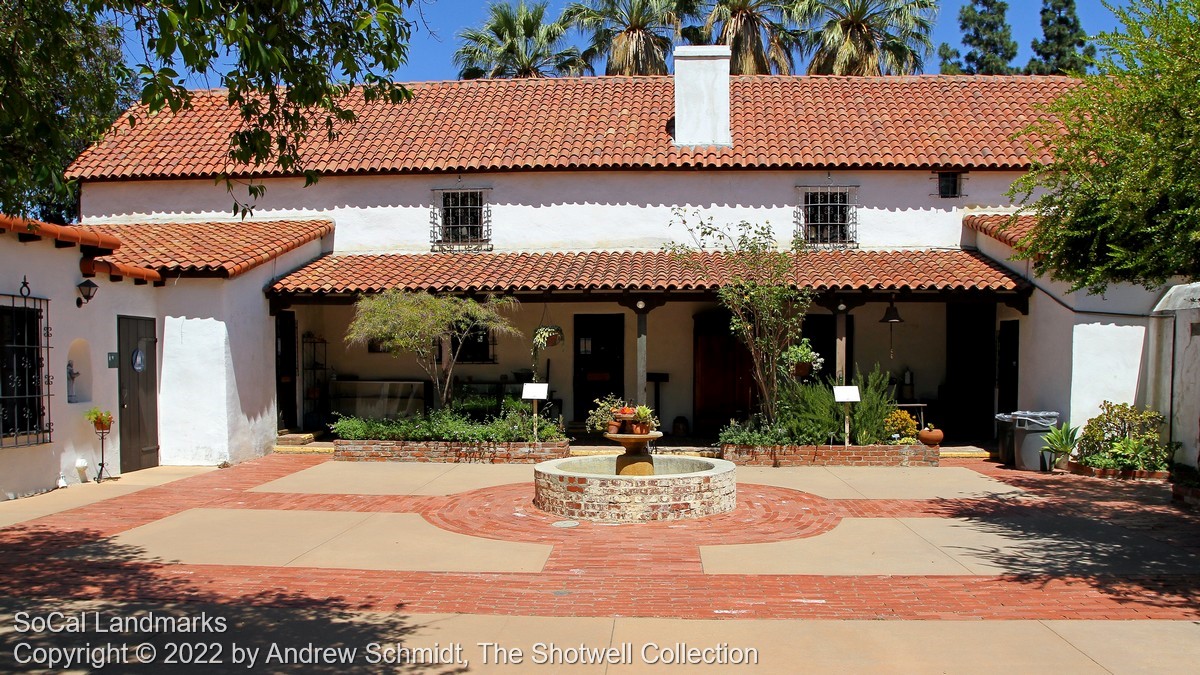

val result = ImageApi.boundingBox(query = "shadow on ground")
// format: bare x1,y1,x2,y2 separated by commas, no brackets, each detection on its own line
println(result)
0,527,467,673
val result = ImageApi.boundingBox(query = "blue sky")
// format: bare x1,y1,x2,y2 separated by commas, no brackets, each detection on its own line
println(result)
389,0,1125,81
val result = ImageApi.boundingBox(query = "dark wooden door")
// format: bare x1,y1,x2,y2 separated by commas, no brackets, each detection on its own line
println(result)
118,316,159,472
997,320,1019,414
573,314,625,421
275,311,298,430
942,303,997,441
692,310,755,436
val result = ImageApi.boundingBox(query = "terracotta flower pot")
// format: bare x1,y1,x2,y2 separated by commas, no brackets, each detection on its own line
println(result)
630,422,651,435
792,362,813,378
93,420,111,432
606,421,622,434
544,334,561,347
917,428,943,446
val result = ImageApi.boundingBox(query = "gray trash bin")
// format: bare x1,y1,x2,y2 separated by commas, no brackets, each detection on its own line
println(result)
1010,411,1060,471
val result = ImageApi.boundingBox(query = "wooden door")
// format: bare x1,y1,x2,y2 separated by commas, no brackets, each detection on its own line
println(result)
118,316,159,472
692,310,755,436
943,303,997,441
573,314,625,421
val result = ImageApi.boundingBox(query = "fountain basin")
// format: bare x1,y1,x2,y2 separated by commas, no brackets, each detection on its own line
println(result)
533,455,736,523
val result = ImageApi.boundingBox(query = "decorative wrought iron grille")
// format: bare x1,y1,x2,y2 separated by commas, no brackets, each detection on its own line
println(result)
430,189,493,252
1,279,52,447
933,171,967,198
796,186,859,249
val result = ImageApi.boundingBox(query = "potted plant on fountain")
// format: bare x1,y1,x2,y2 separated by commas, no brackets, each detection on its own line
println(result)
631,405,660,435
587,394,626,435
84,407,114,432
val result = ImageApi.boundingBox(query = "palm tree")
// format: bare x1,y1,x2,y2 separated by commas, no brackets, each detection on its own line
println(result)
790,0,937,75
704,0,800,75
564,0,706,76
454,1,588,79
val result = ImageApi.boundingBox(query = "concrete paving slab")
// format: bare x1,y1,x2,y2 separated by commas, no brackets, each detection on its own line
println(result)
903,516,1200,576
608,619,1109,674
701,518,972,575
67,508,374,566
411,614,616,673
249,461,535,496
0,466,214,529
1043,620,1200,673
288,512,551,572
826,465,1026,500
734,466,865,499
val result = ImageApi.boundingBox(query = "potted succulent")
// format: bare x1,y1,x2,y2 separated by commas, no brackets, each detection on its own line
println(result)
917,423,943,447
1041,422,1079,471
781,339,823,379
631,405,660,435
84,407,114,432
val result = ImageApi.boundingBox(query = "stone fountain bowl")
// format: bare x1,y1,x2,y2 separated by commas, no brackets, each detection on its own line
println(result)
533,455,736,523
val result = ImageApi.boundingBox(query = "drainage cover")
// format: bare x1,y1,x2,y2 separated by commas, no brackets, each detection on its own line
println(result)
551,520,580,528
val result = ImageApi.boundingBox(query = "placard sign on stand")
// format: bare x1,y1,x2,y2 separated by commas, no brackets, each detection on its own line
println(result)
833,386,861,448
522,383,549,442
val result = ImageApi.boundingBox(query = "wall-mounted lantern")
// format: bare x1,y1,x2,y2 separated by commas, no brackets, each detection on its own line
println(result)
76,280,98,308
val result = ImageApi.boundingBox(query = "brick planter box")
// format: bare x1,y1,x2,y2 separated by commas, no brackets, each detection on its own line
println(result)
722,443,938,467
1172,483,1200,508
1066,461,1170,481
334,439,569,463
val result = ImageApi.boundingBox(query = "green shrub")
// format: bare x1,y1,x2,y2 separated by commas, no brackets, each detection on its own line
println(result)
884,409,918,442
776,379,843,445
718,416,790,447
1041,422,1080,458
585,393,627,432
851,365,895,445
329,403,564,444
1077,401,1173,471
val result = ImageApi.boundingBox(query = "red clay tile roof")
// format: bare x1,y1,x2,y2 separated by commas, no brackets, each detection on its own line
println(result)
270,249,1024,295
83,219,333,279
80,257,162,283
0,214,123,250
68,75,1077,181
964,214,1037,250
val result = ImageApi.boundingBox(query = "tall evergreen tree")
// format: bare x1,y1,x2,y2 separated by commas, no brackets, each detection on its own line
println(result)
938,0,1018,74
937,43,964,74
1025,0,1096,74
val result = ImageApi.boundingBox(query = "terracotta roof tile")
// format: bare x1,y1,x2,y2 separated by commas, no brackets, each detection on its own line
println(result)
80,257,162,283
964,214,1036,250
0,214,122,250
84,219,332,279
68,76,1077,181
270,249,1023,295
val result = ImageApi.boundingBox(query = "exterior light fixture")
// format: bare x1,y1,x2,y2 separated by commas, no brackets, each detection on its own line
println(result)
635,300,646,310
76,279,98,307
879,297,903,359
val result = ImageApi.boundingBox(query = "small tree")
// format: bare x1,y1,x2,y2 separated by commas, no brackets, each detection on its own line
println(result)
938,0,1018,75
345,291,520,408
666,211,813,424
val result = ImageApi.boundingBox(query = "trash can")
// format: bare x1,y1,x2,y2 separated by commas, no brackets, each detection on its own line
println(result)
994,414,1015,466
1010,411,1060,471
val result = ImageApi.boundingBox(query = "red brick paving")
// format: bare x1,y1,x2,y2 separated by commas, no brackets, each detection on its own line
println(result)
1,455,1197,620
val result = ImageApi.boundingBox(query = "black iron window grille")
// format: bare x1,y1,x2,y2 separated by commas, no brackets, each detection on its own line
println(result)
796,186,859,249
437,326,497,364
430,189,493,252
933,171,967,198
1,279,52,447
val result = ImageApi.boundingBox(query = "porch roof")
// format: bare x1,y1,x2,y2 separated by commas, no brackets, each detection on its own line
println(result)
964,214,1036,251
269,249,1026,296
82,219,333,279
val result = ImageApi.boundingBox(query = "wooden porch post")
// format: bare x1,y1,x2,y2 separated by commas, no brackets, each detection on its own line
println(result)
835,311,847,385
637,311,648,405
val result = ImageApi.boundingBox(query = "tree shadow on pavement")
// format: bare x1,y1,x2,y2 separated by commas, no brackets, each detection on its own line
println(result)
0,526,470,674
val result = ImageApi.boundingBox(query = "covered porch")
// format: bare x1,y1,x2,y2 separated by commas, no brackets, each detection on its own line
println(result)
268,249,1029,443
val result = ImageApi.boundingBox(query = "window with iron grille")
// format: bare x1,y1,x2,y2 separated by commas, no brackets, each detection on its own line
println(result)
450,326,497,364
430,189,493,252
1,286,52,447
796,186,859,248
935,171,966,198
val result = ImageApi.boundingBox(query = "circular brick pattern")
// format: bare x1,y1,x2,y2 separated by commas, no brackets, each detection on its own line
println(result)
533,456,736,523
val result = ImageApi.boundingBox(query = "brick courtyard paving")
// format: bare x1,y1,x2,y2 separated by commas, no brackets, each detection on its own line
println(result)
1,454,1197,623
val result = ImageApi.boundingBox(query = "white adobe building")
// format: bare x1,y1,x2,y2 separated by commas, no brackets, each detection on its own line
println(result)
2,47,1193,498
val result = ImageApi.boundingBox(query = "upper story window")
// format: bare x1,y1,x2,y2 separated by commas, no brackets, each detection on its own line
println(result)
935,171,966,198
2,284,52,448
796,185,859,249
430,188,493,252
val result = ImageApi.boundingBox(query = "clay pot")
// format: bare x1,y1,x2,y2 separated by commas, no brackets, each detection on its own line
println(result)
630,422,651,435
544,334,561,347
93,420,111,432
792,362,813,378
918,428,943,446
606,421,622,434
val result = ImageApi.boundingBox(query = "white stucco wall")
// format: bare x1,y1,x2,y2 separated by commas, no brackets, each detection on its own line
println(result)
1169,308,1200,467
971,228,1159,433
0,237,156,498
81,169,1019,253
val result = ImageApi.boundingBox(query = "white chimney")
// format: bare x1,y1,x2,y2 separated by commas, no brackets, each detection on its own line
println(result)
673,45,732,147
